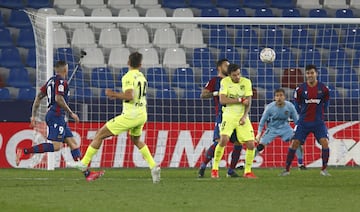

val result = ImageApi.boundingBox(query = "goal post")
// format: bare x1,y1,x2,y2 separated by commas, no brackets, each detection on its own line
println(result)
26,12,360,170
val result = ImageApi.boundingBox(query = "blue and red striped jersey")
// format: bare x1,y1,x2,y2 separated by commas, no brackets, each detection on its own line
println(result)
204,76,222,116
294,81,329,123
40,75,69,116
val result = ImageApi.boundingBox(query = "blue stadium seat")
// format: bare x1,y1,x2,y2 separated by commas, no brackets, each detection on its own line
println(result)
73,88,92,101
208,29,232,47
218,47,241,65
217,0,242,9
26,48,36,68
290,28,314,49
227,8,249,29
243,0,267,9
192,48,214,67
327,49,350,67
17,87,36,100
156,89,177,98
27,0,52,9
282,8,300,17
336,9,354,18
244,47,265,68
318,68,331,85
162,0,187,9
241,68,249,78
200,67,217,86
0,48,23,68
335,68,359,89
254,68,280,89
235,28,258,48
298,48,322,67
309,9,327,29
316,29,340,49
0,0,24,9
201,8,220,17
0,88,10,100
172,68,196,89
273,48,297,68
68,68,88,88
327,85,340,98
8,10,31,28
115,67,128,87
54,48,76,70
189,0,215,8
91,67,115,88
352,50,360,66
255,8,273,17
349,89,360,98
17,28,35,48
147,67,170,89
262,28,284,48
183,89,202,99
344,28,360,49
0,12,5,28
0,28,14,48
271,0,295,9
7,67,32,88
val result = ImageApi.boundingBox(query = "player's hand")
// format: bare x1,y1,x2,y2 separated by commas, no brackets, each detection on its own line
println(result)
239,116,246,125
70,112,80,122
105,89,116,100
30,116,36,128
255,134,261,142
242,98,249,106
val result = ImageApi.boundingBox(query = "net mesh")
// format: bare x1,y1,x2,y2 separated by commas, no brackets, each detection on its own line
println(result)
27,10,360,169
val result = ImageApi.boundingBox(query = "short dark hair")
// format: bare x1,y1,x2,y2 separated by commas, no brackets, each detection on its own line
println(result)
216,58,229,68
128,52,142,68
305,64,318,72
227,63,240,75
55,60,67,69
274,88,285,95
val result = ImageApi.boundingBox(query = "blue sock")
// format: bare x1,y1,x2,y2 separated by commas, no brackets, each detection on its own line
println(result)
296,146,303,165
71,148,82,161
25,143,54,154
285,148,296,171
202,142,218,166
228,145,242,173
322,148,330,170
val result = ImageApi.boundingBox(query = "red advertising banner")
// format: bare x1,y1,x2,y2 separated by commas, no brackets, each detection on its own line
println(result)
0,121,359,168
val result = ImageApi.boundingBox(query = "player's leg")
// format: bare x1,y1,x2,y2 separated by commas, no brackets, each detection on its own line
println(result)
255,128,276,156
227,131,242,178
63,124,82,161
315,124,331,176
281,127,306,169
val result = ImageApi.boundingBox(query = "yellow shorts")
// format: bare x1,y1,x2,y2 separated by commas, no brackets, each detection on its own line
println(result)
220,115,255,143
106,113,147,136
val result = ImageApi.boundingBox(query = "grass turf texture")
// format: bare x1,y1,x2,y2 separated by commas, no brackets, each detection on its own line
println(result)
0,168,359,212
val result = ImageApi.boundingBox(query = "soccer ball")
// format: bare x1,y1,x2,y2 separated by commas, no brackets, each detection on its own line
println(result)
260,48,276,63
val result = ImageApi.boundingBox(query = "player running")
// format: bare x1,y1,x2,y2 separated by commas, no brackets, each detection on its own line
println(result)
198,59,242,178
280,64,331,176
69,52,161,183
211,63,257,179
255,88,306,170
16,61,103,181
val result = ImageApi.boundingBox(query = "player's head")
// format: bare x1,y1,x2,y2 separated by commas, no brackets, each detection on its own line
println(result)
305,64,318,84
54,61,68,76
227,63,241,83
274,88,286,104
216,59,230,76
128,52,142,69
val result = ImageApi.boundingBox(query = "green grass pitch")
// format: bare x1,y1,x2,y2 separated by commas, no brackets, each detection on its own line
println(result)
1,168,360,212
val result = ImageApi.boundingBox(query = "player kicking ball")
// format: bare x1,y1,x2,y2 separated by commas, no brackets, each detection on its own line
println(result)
280,64,331,176
16,61,104,181
211,64,257,179
198,59,243,178
69,52,161,183
255,88,306,170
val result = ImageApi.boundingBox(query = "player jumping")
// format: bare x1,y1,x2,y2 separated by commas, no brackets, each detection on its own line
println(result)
69,52,161,183
211,63,257,179
198,59,242,178
255,88,306,170
280,64,331,176
16,61,104,181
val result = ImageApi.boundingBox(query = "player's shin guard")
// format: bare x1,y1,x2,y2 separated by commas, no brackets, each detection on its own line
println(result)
24,143,54,154
321,148,330,170
229,145,242,170
71,148,82,161
139,145,156,169
296,146,303,165
244,149,255,173
81,145,98,166
285,148,296,171
203,142,218,166
212,145,225,171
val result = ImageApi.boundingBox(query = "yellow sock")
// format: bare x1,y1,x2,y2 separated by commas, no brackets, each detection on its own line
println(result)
212,145,225,171
245,149,255,173
139,145,156,169
81,145,98,166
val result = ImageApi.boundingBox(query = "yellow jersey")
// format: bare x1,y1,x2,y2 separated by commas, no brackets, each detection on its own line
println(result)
121,69,147,118
219,76,253,117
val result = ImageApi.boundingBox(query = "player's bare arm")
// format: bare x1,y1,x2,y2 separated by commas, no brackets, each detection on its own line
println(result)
219,94,249,105
30,92,47,127
200,89,217,99
105,88,134,101
240,96,251,125
55,94,79,122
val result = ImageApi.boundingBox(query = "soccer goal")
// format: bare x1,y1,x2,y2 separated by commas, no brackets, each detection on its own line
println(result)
26,11,360,170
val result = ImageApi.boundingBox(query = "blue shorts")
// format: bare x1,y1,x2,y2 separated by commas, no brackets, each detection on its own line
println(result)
293,121,328,145
213,114,237,143
260,125,293,145
45,112,73,142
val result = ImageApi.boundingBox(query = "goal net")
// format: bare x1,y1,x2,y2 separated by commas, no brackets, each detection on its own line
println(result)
26,11,360,170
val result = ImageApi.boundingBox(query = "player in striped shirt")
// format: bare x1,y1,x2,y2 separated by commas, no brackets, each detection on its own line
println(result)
280,64,331,176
